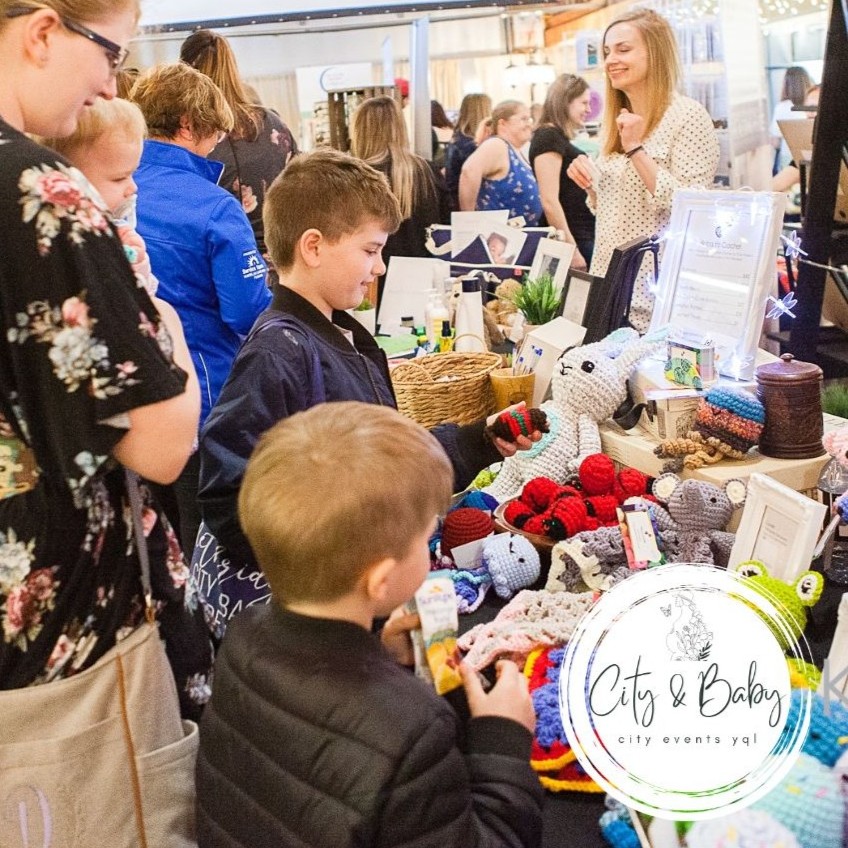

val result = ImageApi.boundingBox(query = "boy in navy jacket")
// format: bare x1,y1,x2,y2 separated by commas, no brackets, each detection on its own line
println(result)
197,149,542,625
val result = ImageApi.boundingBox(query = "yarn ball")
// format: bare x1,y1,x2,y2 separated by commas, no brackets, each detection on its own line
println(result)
578,453,617,496
440,508,493,559
753,753,844,848
451,490,499,513
521,477,566,513
503,499,534,529
483,533,541,599
686,810,800,848
693,386,765,458
486,407,549,443
600,817,641,848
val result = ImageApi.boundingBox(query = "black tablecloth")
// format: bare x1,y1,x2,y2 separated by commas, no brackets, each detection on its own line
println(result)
457,553,847,848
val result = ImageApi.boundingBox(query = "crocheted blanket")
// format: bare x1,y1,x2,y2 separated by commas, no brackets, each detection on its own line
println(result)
457,589,595,670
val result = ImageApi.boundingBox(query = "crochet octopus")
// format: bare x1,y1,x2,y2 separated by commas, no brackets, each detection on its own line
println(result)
654,386,765,471
484,327,666,501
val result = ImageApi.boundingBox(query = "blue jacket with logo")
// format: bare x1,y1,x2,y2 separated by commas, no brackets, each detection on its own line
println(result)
135,140,272,427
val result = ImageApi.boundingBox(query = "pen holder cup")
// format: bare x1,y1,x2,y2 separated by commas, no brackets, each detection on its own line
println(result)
489,368,536,410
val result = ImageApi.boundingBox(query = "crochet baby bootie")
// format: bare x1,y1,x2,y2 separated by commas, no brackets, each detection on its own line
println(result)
440,508,493,560
654,386,765,471
483,533,541,599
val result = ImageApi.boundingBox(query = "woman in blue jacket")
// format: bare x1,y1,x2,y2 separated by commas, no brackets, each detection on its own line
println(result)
131,63,272,553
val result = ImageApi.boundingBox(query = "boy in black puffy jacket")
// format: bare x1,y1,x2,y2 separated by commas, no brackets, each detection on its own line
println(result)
196,402,544,848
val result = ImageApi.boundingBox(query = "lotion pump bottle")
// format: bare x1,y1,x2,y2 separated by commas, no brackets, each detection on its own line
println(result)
454,278,484,352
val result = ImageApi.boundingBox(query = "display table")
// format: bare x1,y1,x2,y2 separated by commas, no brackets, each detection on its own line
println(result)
599,413,847,501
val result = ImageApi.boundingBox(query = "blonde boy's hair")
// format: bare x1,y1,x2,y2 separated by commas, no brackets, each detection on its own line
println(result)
263,148,402,271
43,97,147,158
600,9,681,157
129,62,234,141
239,402,453,604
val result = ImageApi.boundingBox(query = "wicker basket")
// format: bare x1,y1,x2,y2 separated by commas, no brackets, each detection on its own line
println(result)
391,339,502,428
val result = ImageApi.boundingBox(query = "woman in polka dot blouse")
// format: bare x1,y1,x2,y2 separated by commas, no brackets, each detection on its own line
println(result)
567,8,720,332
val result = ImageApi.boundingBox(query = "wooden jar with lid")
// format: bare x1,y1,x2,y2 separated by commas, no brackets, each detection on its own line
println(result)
755,353,825,459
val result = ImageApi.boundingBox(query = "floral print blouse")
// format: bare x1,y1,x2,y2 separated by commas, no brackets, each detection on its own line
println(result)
0,117,213,719
210,107,298,258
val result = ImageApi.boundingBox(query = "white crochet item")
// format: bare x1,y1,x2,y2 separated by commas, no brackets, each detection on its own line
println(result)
485,328,665,501
457,589,595,670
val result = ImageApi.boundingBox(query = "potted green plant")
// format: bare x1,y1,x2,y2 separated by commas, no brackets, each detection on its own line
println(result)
507,273,560,338
351,297,377,335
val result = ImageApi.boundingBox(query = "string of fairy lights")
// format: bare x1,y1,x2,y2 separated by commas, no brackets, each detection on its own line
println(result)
632,0,829,24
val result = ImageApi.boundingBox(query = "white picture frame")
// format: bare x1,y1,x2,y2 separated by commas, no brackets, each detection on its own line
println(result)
728,473,827,582
648,189,786,381
528,238,575,297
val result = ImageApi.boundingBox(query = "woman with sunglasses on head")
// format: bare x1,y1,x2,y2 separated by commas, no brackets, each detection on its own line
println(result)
530,73,595,271
180,29,298,263
0,0,214,720
129,62,272,559
567,8,719,332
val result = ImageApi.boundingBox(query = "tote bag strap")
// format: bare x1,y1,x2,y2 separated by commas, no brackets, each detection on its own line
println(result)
122,469,155,847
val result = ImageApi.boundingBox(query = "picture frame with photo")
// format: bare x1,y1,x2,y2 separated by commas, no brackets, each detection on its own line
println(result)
528,238,574,297
556,268,598,327
728,473,827,583
482,223,527,268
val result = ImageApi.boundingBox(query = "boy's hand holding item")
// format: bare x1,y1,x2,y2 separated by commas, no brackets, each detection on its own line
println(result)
381,607,421,667
486,403,545,458
461,659,536,734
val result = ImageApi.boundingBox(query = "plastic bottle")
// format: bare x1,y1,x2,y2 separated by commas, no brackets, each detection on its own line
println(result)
438,320,454,353
454,277,485,353
817,457,848,583
430,293,449,346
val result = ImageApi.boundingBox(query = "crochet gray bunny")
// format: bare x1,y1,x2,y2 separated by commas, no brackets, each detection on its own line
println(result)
486,327,665,501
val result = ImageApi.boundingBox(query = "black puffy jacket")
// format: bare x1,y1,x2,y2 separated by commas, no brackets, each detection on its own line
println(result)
196,604,544,848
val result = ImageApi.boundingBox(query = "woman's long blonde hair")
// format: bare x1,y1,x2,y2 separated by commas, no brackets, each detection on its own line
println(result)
455,93,491,138
600,9,680,157
349,96,435,220
180,29,261,142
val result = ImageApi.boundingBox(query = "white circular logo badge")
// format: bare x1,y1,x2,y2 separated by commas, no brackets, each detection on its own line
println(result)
560,563,811,819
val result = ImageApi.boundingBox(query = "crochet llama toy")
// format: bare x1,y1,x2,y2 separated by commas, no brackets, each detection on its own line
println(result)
485,327,665,501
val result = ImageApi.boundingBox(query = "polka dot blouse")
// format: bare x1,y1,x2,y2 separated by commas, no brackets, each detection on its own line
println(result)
588,92,720,332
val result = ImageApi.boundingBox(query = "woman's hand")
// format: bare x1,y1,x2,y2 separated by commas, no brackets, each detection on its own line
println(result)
566,155,595,191
569,248,587,271
486,402,543,458
616,108,645,154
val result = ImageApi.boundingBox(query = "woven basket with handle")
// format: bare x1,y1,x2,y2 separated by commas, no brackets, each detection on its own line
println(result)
391,335,502,428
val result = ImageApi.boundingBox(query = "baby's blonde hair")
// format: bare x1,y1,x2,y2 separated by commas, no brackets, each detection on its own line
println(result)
43,97,146,159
